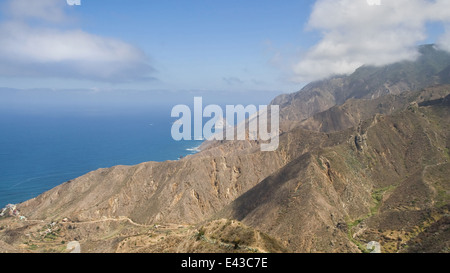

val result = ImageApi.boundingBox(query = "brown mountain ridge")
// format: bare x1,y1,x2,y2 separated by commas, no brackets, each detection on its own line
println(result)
1,46,449,253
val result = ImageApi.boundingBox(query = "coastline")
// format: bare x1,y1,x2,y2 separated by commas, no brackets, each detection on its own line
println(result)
0,138,206,208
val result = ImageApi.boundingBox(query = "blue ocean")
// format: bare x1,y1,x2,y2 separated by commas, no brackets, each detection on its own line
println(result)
0,107,202,208
0,88,281,208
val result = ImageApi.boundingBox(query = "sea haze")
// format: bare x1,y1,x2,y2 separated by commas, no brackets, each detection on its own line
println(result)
0,107,202,208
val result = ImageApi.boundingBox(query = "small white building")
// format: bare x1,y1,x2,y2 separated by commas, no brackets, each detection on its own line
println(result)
366,241,381,253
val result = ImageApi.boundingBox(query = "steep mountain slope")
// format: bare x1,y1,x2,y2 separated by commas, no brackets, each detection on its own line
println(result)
296,85,450,133
15,126,334,225
217,94,450,252
273,45,450,125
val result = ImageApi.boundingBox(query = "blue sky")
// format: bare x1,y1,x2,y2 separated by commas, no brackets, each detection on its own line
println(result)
0,0,449,106
0,0,317,94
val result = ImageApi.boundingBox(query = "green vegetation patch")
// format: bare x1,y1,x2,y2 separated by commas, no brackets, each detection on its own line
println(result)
346,185,397,253
371,185,397,215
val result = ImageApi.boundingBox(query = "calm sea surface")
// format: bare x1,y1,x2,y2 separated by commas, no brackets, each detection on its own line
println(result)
0,107,202,207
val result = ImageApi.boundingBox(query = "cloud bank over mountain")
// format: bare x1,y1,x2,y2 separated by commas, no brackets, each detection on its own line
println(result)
0,0,155,82
292,0,450,82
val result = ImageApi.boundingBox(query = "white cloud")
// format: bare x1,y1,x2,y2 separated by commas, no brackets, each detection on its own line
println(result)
437,25,450,52
0,0,154,82
5,0,67,22
293,0,450,83
366,0,381,6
